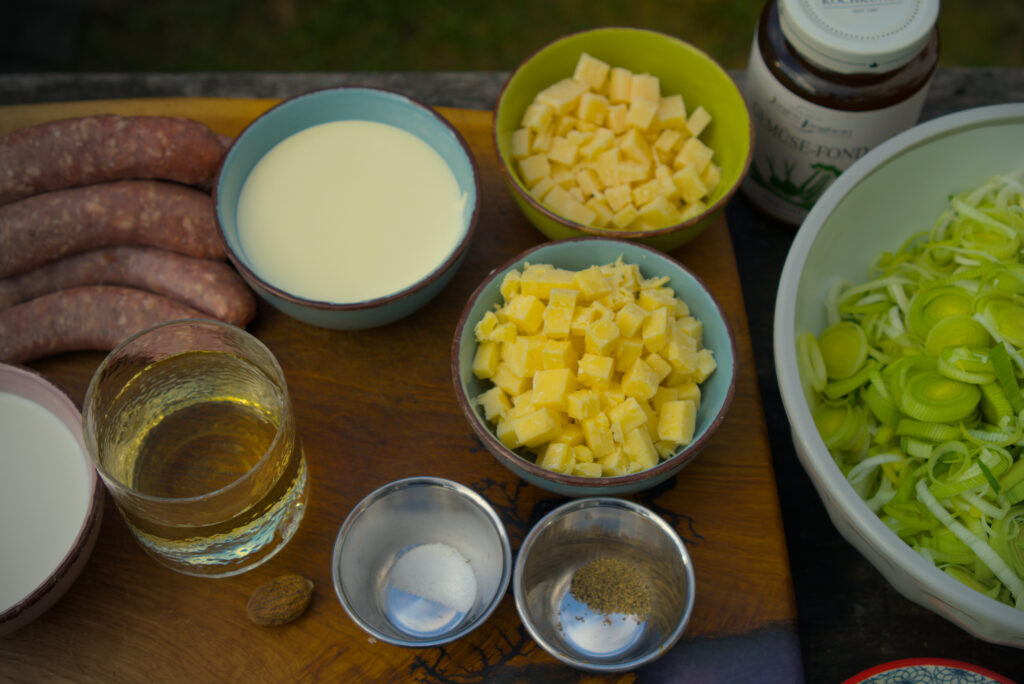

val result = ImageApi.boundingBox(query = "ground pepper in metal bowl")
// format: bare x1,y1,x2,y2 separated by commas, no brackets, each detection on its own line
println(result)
570,557,652,619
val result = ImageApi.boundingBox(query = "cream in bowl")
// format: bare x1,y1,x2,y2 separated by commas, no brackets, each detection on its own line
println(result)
216,87,480,330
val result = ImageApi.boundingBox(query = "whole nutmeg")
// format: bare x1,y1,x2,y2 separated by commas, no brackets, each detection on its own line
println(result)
246,574,314,626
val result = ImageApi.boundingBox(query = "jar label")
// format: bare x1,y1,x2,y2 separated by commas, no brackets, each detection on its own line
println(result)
741,38,931,224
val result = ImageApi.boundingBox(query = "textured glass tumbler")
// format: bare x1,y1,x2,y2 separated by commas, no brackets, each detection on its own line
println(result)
82,318,308,577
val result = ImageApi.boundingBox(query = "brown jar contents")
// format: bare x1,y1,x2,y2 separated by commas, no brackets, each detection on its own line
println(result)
570,557,651,619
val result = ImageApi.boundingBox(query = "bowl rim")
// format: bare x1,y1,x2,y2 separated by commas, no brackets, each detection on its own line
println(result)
214,85,481,311
330,475,512,647
451,236,738,490
0,362,104,634
512,496,696,672
774,102,1024,643
491,26,753,240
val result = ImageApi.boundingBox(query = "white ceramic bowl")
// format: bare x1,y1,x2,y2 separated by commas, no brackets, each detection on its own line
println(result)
0,364,103,635
775,103,1024,647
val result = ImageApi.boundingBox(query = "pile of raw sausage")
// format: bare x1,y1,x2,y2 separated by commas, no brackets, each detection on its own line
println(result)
0,114,257,363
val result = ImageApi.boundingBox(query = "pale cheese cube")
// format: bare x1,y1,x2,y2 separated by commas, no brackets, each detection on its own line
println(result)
675,136,714,174
536,77,588,116
580,127,615,160
617,159,651,184
672,165,709,204
518,153,551,187
531,123,554,153
619,128,653,164
658,399,697,445
638,195,682,228
679,199,707,221
568,186,585,204
654,127,683,154
582,413,615,457
532,367,577,411
578,353,615,389
575,167,603,197
656,94,687,129
556,115,578,136
577,92,610,125
622,357,660,401
585,197,614,228
701,162,722,193
521,102,554,132
472,340,501,379
477,386,511,422
548,135,579,166
630,73,661,102
651,385,680,413
592,147,620,188
605,103,630,133
611,203,639,230
604,183,633,212
655,164,679,199
512,407,563,448
528,175,556,201
686,105,712,137
544,186,598,226
539,442,574,473
573,52,611,90
632,178,662,207
607,67,633,103
625,94,659,130
511,128,532,160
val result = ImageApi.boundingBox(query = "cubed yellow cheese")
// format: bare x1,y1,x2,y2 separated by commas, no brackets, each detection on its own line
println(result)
476,386,511,422
675,136,714,174
572,265,612,301
544,185,598,226
619,128,652,164
638,195,681,229
531,367,577,411
624,426,659,469
653,127,683,154
575,167,603,197
578,353,615,389
580,127,614,160
521,102,554,131
585,197,614,228
658,399,697,445
512,407,563,448
656,94,687,129
607,67,633,103
472,340,501,379
547,136,579,166
538,441,574,473
572,461,603,478
592,147,620,187
573,52,611,90
630,73,660,102
672,165,709,204
701,162,722,194
655,164,680,199
492,363,529,397
642,306,669,352
617,159,650,184
511,128,532,160
558,115,580,136
604,183,633,212
519,153,551,186
611,203,639,230
582,413,615,457
505,294,546,334
528,175,556,201
631,178,662,207
625,94,659,131
605,103,630,133
536,77,588,116
577,92,610,125
622,358,660,401
584,317,620,356
686,105,712,137
531,123,554,153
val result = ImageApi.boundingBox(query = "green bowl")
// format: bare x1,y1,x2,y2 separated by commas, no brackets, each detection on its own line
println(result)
493,27,752,252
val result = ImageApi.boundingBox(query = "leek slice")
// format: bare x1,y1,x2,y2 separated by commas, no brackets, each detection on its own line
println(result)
989,342,1024,414
936,346,995,385
900,371,980,423
907,286,974,339
923,315,991,357
818,321,868,379
981,299,1024,348
990,505,1024,579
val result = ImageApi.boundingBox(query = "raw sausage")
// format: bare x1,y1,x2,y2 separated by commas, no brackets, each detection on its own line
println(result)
0,180,224,278
0,246,256,326
0,114,227,206
0,286,209,363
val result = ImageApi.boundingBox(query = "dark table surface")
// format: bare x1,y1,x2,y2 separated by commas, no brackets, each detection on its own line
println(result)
3,68,1024,683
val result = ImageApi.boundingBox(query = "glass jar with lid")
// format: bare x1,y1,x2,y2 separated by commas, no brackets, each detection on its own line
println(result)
741,0,940,224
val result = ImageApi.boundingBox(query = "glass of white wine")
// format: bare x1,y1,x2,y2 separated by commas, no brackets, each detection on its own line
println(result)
82,318,308,577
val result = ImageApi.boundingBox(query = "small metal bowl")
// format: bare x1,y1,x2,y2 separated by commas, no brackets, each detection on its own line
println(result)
332,477,511,647
513,497,695,672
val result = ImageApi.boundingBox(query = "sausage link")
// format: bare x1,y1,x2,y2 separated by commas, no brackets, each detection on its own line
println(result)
0,286,209,363
0,246,256,326
0,180,224,278
0,114,227,206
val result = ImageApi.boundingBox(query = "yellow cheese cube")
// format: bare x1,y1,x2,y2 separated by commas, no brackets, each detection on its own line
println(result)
557,115,579,137
573,52,611,90
658,399,697,445
605,103,630,133
679,199,707,221
472,340,501,379
544,186,597,226
675,136,714,174
538,441,574,473
653,128,683,154
553,422,584,446
512,407,563,448
655,164,680,199
575,167,603,197
592,147,620,188
543,338,578,371
536,78,588,116
509,389,534,418
673,380,702,407
541,290,577,339
622,358,660,401
686,105,712,137
580,127,614,160
672,165,709,204
617,159,651,183
701,162,722,194
511,128,532,160
625,94,659,131
501,335,545,378
489,321,518,345
548,135,580,167
476,386,511,422
638,195,682,228
532,367,577,411
615,336,644,373
638,287,676,312
528,175,556,201
566,389,601,421
572,444,595,463
505,293,545,334
614,302,648,339
492,363,529,397
651,385,680,413
495,418,520,449
619,128,653,164
582,413,615,457
572,461,603,478
521,102,554,132
608,396,648,434
656,94,687,129
642,306,670,352
578,353,615,389
624,426,658,470
604,183,633,212
519,154,552,187
474,310,499,341
500,269,521,300
611,203,639,230
667,340,699,376
599,448,628,476
607,67,633,103
531,123,555,153
630,73,660,102
573,266,613,301
645,352,672,382
693,348,717,383
632,178,663,207
677,315,704,345
577,92,610,125
520,264,576,299
585,197,614,229
585,317,621,356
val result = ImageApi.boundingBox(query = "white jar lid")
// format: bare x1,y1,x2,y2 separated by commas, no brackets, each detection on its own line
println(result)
779,0,939,74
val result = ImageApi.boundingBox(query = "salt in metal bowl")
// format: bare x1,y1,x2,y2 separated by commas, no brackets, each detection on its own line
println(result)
513,497,695,672
332,476,511,647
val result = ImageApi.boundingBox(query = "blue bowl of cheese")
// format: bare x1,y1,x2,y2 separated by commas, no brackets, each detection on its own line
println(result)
215,86,480,330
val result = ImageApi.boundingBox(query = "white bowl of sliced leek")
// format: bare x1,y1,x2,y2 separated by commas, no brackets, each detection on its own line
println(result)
775,103,1024,648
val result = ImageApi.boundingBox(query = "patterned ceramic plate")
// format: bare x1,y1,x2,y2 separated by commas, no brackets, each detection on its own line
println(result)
844,658,1017,684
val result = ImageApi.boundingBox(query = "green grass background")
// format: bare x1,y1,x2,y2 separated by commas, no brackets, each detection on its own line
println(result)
75,0,1023,72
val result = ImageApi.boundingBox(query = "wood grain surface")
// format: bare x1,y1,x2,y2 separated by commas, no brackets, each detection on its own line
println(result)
0,99,799,682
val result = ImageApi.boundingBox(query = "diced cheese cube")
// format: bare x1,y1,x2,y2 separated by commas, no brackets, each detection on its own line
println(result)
495,418,520,449
518,154,551,187
577,92,610,125
622,358,660,401
573,52,611,90
700,162,722,193
557,115,579,136
625,95,658,131
679,199,707,221
653,127,683,154
512,407,563,448
672,165,709,204
542,338,578,371
656,94,687,129
538,441,574,473
572,461,603,478
511,128,532,160
566,389,601,421
645,352,672,381
638,195,682,228
675,136,714,174
607,67,633,103
521,102,554,131
614,302,648,338
505,293,545,334
605,103,630,133
658,399,697,445
693,348,717,383
611,203,639,230
615,336,645,373
604,183,633,212
599,448,628,476
630,73,660,102
584,317,620,356
592,147,620,188
477,386,511,422
582,413,615,457
608,396,648,434
528,175,556,201
642,306,670,352
492,363,529,397
543,185,598,226
578,353,615,389
472,340,501,379
585,197,614,228
575,167,603,197
531,123,555,153
631,178,662,207
573,266,612,301
536,77,588,116
520,263,576,299
686,105,712,137
617,159,650,184
624,426,658,470
548,135,580,166
619,128,653,164
655,164,679,199
532,367,577,411
580,127,614,160
501,334,545,378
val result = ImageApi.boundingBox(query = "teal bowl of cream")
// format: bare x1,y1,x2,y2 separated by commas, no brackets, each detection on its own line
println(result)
451,238,737,497
215,87,480,330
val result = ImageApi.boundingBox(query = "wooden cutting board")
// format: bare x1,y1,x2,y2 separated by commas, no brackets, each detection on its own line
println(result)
0,98,800,682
